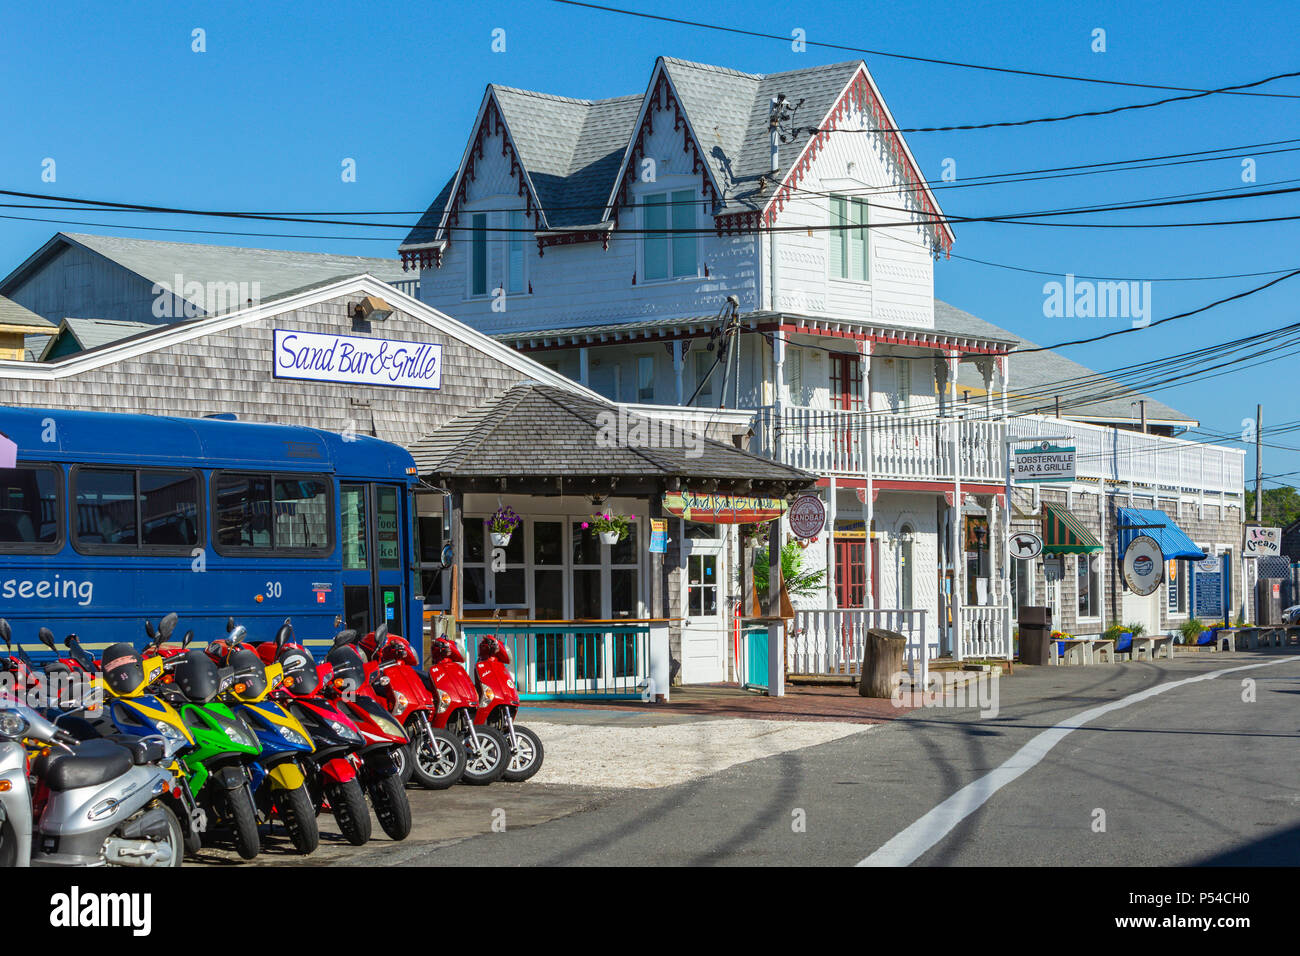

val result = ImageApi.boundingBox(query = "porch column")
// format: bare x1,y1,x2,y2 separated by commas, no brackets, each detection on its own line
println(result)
825,477,837,609
450,491,465,624
649,493,665,619
860,340,874,607
998,355,1009,419
579,346,590,388
673,340,685,406
772,331,786,464
767,516,785,697
976,357,995,417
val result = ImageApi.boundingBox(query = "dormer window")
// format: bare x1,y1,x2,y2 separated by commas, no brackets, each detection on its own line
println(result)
830,195,869,282
470,213,488,297
642,189,697,280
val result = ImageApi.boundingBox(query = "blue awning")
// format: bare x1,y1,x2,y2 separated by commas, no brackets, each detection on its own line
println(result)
1116,508,1207,561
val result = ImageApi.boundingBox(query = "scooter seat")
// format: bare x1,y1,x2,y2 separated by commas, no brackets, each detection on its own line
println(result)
37,739,133,791
106,734,165,766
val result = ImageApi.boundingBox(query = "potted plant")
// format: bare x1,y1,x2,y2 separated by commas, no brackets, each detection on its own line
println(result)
587,512,633,546
1179,617,1205,645
486,506,521,548
748,539,826,618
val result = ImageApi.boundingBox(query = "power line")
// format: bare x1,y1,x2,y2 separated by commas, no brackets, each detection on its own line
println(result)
552,1,1300,100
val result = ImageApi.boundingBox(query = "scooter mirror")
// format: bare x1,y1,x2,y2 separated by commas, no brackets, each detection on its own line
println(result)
229,625,247,645
375,623,389,647
144,620,155,640
332,629,358,647
0,619,10,646
275,620,292,653
226,617,236,634
182,629,194,649
38,627,56,651
159,612,178,640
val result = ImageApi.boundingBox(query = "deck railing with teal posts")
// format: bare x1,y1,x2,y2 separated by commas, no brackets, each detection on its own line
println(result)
461,621,671,701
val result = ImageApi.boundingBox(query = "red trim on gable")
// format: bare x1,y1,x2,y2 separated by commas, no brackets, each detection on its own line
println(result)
763,68,954,256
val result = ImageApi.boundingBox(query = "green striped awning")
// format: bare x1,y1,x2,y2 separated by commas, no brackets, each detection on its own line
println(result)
1042,503,1104,555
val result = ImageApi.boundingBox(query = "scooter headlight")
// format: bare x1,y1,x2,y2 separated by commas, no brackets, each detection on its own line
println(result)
226,721,256,748
479,686,495,708
329,719,363,744
279,726,310,748
0,711,28,740
392,692,409,714
436,690,451,714
153,720,186,743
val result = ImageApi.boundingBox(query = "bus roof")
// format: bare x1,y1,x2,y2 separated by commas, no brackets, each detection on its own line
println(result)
0,405,416,479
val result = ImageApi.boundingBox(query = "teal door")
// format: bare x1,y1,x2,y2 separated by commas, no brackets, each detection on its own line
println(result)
340,482,407,638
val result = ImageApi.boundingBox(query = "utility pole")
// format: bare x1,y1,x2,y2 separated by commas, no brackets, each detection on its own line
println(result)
1255,403,1263,523
1140,400,1147,435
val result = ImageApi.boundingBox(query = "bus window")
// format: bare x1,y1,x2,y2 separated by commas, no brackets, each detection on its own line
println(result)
74,469,139,547
0,465,61,550
141,471,200,547
341,483,369,569
214,472,331,554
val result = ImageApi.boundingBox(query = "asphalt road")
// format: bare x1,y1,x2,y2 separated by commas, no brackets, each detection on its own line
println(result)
205,648,1300,867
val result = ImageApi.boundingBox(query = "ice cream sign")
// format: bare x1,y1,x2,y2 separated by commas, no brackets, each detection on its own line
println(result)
273,329,442,390
1244,526,1281,557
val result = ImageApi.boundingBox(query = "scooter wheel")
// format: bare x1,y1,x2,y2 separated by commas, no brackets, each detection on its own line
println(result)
367,772,412,841
273,785,320,855
501,724,545,783
409,727,466,790
460,725,508,786
225,787,261,861
394,742,415,786
326,778,372,846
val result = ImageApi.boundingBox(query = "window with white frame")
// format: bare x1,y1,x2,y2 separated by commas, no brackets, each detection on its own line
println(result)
507,209,526,294
1078,554,1100,618
636,355,655,403
830,195,869,281
694,350,714,401
642,189,697,280
688,553,718,616
470,213,488,297
897,359,912,411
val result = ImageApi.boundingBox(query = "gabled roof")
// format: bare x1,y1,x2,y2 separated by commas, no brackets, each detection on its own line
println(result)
938,299,1196,426
401,56,952,255
38,317,158,360
0,294,55,332
411,380,815,489
2,233,408,317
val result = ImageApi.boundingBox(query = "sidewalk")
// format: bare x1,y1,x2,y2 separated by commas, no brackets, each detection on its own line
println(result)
523,682,914,725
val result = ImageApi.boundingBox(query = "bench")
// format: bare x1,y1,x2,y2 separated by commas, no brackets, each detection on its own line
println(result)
1129,635,1173,660
1088,638,1117,663
1051,637,1095,666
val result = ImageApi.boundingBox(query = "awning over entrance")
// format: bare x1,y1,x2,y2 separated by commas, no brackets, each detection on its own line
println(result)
1116,507,1207,561
1042,503,1103,554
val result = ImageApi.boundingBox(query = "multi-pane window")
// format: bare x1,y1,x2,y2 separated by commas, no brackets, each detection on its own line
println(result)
642,189,697,280
830,195,869,281
0,465,60,549
688,553,718,616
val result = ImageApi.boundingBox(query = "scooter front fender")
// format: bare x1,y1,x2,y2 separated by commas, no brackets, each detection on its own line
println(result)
267,762,305,791
320,756,357,784
0,743,32,867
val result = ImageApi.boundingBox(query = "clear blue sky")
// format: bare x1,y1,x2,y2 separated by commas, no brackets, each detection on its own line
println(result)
2,0,1297,493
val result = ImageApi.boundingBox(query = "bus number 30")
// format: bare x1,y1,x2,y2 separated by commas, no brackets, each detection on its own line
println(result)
265,581,283,599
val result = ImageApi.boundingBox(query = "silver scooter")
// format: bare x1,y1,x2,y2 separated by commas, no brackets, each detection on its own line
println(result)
0,624,185,867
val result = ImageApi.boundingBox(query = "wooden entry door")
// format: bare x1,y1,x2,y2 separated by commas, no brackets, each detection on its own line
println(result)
835,539,866,608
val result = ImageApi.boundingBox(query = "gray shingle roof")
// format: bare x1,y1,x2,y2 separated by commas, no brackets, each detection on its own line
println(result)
936,299,1194,425
52,317,158,352
401,56,937,248
412,381,816,487
24,233,406,314
0,294,55,330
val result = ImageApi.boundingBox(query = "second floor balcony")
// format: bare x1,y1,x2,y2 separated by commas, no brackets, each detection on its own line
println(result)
635,403,1244,496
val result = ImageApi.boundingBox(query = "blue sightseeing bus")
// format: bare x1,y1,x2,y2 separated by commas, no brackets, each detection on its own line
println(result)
0,406,423,661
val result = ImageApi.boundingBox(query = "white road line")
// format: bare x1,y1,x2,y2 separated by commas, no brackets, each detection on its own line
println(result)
858,655,1300,867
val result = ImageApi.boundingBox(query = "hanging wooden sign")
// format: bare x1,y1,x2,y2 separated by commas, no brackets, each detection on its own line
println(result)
662,492,787,525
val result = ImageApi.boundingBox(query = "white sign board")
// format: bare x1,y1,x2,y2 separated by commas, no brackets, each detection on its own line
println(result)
1013,443,1076,483
0,432,14,469
787,494,827,539
1008,531,1043,560
1244,526,1281,558
273,329,442,390
1123,534,1164,596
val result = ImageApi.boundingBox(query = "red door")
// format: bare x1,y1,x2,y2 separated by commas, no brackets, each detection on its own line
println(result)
829,355,864,464
835,539,866,608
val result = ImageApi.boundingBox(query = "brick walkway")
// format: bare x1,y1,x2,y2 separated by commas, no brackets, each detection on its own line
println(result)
524,682,914,724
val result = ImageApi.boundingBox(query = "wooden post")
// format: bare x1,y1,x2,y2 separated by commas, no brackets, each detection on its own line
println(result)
859,628,906,698
649,493,664,619
767,516,784,697
741,536,755,618
450,491,464,624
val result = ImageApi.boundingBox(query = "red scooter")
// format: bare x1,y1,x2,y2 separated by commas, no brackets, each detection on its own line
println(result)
357,626,466,790
322,630,413,840
473,634,545,782
258,626,375,846
424,635,508,785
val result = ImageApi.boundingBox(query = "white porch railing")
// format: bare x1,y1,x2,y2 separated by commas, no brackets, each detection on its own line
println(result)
750,405,1244,494
788,608,934,686
957,605,1010,660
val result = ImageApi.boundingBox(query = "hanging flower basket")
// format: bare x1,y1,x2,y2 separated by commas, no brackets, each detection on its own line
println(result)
485,505,521,549
586,511,633,546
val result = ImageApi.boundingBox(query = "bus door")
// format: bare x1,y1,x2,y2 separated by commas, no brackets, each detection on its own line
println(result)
340,482,408,638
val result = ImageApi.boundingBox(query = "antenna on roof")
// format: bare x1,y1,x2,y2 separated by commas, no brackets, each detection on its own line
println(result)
767,94,803,173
